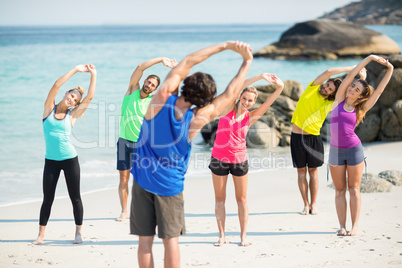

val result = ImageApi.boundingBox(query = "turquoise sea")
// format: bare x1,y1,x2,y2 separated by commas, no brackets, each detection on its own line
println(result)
0,24,401,206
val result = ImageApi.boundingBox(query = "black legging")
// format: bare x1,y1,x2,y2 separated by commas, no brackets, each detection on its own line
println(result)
39,156,83,226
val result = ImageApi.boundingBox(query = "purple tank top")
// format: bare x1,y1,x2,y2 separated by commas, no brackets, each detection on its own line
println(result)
330,100,361,148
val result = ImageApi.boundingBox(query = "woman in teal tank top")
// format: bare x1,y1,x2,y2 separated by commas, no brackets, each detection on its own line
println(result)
33,64,97,245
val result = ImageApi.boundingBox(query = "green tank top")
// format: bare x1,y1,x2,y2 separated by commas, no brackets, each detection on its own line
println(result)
119,89,152,142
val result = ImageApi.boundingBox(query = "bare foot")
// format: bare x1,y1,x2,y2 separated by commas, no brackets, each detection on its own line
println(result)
240,237,251,247
73,234,83,244
337,227,347,236
310,204,318,215
300,206,309,215
347,227,358,236
32,238,43,245
116,212,127,222
33,226,46,245
214,236,226,247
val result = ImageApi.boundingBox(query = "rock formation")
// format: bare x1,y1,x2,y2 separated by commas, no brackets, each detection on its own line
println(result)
320,0,402,25
253,19,400,60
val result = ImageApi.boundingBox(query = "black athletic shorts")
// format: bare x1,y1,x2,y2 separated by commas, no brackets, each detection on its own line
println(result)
290,132,324,168
208,156,249,176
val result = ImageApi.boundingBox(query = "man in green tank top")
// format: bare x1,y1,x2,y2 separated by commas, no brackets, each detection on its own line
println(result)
116,57,177,222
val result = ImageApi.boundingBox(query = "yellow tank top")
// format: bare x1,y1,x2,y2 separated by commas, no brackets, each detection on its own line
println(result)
291,81,334,135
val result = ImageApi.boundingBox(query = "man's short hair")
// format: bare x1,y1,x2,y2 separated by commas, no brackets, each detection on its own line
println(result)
146,74,161,87
181,72,217,107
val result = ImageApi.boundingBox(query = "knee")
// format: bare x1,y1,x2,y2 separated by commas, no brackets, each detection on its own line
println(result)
308,168,317,176
236,196,247,208
335,188,346,197
297,168,307,180
348,186,360,197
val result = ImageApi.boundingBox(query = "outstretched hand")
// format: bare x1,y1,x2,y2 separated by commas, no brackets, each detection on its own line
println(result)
75,65,89,72
86,64,97,75
162,57,178,68
359,67,367,80
226,41,253,61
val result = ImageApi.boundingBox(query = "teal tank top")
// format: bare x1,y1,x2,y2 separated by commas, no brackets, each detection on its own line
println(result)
43,106,77,160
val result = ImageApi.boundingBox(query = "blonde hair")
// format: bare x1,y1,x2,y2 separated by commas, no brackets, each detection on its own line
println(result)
234,86,258,111
68,86,85,106
68,86,85,118
354,79,373,125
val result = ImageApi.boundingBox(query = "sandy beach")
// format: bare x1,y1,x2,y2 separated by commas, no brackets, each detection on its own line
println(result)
1,142,401,267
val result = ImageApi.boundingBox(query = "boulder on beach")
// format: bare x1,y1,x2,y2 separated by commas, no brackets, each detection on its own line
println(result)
253,19,400,60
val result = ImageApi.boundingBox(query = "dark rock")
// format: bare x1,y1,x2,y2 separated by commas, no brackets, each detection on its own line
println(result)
246,121,280,148
319,0,402,25
380,107,402,141
378,170,402,186
255,80,303,101
377,68,402,108
254,19,400,60
355,113,381,143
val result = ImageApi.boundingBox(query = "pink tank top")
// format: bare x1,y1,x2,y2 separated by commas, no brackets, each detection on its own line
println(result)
330,100,361,149
211,110,249,163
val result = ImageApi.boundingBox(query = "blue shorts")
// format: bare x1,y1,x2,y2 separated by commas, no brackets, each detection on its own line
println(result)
117,137,136,171
328,143,365,166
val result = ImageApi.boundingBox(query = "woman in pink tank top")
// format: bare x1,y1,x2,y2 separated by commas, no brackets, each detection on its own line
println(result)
329,55,393,236
209,73,284,247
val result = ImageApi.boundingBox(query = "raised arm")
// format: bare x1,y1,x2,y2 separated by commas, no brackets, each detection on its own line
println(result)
312,65,356,86
70,64,97,126
249,74,284,126
364,58,393,111
43,65,88,118
151,41,240,106
125,57,177,96
334,55,385,106
201,42,253,120
187,42,253,141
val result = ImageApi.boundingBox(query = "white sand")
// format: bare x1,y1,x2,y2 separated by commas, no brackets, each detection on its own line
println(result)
1,142,401,267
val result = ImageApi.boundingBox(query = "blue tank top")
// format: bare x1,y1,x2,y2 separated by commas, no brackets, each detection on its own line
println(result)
131,95,194,196
43,106,77,160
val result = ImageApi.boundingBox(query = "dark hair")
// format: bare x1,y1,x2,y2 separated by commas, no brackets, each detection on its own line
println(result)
354,79,373,125
181,72,216,107
326,78,342,101
146,74,161,87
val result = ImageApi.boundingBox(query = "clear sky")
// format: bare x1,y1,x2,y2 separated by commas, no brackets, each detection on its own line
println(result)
0,0,354,26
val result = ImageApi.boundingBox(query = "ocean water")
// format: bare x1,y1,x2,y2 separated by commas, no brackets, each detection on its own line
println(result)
0,24,401,207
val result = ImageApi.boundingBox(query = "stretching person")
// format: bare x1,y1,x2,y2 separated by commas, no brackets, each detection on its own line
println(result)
33,64,97,245
209,73,284,247
329,55,393,236
116,57,177,222
291,64,365,215
130,41,253,268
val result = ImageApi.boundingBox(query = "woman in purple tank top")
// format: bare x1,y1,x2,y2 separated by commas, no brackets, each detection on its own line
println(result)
329,55,393,236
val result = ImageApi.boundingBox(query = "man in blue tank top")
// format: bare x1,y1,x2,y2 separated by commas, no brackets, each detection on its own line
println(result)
130,41,253,267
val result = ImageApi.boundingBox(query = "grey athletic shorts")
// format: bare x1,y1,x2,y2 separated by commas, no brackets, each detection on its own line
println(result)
130,180,186,239
328,143,365,166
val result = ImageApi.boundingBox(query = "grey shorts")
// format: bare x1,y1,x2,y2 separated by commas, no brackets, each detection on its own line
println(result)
329,143,365,166
130,180,186,239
